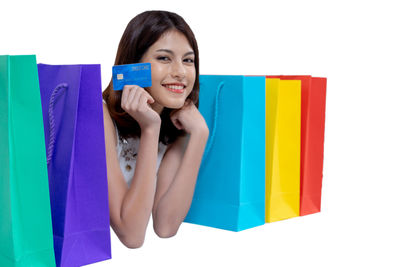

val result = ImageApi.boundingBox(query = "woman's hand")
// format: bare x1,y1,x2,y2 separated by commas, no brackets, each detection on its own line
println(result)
169,99,209,135
121,85,161,130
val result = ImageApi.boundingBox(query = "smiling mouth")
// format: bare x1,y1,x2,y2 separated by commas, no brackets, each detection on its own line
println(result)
162,85,185,94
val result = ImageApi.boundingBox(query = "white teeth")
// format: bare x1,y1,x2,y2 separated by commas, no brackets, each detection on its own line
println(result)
164,85,184,90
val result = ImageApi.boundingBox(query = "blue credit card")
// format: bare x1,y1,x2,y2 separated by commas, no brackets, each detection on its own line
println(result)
112,62,152,90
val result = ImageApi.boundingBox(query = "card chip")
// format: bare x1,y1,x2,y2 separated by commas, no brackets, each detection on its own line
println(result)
117,74,124,80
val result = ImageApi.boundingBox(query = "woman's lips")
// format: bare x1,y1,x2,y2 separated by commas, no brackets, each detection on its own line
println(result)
163,85,185,94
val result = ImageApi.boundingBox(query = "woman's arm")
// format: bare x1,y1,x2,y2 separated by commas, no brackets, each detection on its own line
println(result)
152,129,209,238
103,103,159,248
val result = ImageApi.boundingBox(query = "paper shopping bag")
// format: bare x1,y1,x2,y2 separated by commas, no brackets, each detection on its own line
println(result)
37,64,111,266
184,75,265,231
267,75,327,216
0,55,56,267
265,78,301,222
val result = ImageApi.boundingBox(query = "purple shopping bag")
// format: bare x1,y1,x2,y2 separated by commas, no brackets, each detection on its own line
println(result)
37,64,111,267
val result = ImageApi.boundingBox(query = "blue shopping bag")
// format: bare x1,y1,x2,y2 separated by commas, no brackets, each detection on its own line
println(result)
184,75,265,231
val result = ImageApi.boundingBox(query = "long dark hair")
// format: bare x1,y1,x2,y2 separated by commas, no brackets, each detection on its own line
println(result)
102,10,200,145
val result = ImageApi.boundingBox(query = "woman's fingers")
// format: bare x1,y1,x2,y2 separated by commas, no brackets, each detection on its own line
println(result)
121,85,156,116
146,92,155,103
121,85,131,108
138,93,149,111
170,112,182,130
128,86,138,106
122,85,136,109
131,88,142,109
173,118,183,130
123,85,140,110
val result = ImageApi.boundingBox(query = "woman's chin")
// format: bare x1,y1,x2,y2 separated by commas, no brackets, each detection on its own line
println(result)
163,100,186,109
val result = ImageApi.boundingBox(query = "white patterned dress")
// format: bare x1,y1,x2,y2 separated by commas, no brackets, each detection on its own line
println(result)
112,120,168,187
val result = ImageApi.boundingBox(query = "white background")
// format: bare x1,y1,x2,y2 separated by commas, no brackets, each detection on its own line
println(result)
1,0,399,266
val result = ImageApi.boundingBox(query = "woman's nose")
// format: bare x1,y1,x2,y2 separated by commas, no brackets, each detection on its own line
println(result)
171,60,185,79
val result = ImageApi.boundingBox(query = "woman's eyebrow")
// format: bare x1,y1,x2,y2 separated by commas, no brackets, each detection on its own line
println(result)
156,49,194,57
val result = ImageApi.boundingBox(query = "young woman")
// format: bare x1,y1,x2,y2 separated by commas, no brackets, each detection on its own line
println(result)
102,10,209,249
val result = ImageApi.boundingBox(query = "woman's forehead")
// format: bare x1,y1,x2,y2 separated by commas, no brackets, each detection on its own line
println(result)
151,31,193,53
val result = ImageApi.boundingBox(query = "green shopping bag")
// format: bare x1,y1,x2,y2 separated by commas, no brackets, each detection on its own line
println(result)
0,55,56,267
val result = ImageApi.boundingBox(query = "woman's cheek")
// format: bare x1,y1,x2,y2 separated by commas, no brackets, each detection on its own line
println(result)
152,63,166,81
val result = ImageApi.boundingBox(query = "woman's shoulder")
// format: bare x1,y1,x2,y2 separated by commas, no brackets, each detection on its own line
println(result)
103,102,114,127
103,101,121,131
102,101,119,146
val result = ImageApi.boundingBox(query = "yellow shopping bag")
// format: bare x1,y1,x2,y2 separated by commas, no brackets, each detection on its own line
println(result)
265,78,301,222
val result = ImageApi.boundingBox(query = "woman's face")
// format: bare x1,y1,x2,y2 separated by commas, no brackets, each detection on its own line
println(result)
140,30,196,113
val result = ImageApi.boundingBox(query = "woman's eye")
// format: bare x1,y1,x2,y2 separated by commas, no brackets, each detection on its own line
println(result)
157,56,170,61
184,58,194,63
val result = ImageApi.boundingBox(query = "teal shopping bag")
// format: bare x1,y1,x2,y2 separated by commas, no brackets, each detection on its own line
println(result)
0,55,56,267
184,75,265,231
